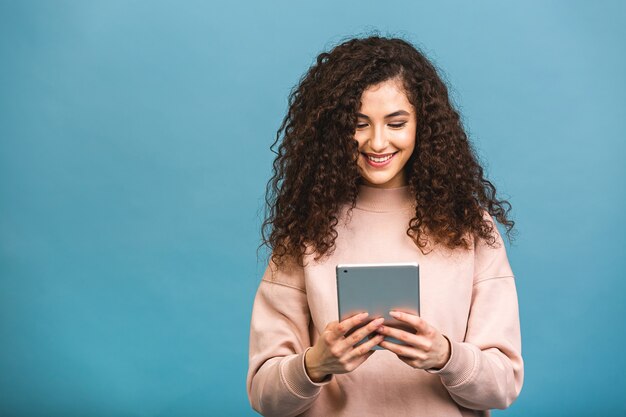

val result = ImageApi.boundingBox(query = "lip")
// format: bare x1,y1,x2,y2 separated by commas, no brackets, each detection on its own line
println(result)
362,151,398,168
365,152,395,158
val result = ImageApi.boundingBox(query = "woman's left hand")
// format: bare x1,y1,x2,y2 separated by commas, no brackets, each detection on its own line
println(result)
376,310,451,371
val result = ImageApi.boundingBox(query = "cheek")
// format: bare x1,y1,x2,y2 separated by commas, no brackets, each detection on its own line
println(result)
353,133,365,147
397,130,416,150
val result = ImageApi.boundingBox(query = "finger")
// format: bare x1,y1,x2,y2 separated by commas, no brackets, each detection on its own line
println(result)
389,311,429,334
349,348,377,370
342,317,385,349
358,348,377,363
379,339,419,359
376,324,422,347
395,355,415,367
336,312,369,336
326,312,368,344
345,333,385,361
322,321,343,344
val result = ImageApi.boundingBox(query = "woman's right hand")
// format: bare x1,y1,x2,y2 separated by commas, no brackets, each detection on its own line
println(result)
304,312,385,382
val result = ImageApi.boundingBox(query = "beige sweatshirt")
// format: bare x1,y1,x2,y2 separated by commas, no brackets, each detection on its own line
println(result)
247,183,524,417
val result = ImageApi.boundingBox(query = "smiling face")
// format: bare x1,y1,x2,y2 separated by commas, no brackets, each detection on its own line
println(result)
354,77,417,189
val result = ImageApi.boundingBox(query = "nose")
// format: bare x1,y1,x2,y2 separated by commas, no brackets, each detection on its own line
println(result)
368,124,388,152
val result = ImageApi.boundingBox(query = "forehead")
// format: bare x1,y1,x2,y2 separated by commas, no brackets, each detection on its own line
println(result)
358,78,412,111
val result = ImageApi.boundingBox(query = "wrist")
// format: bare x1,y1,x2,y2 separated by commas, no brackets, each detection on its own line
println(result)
304,348,329,383
431,334,451,370
438,334,452,368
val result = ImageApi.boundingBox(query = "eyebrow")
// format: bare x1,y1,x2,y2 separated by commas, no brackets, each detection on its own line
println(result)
356,110,410,119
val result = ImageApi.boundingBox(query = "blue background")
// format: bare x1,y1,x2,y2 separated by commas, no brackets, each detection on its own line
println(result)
1,1,625,416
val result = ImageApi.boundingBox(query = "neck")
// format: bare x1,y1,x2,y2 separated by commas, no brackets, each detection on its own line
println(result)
355,182,415,212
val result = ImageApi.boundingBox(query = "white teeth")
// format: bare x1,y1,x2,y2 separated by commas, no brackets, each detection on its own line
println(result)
367,153,394,162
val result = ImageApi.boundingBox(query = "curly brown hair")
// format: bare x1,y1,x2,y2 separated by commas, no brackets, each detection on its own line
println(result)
258,33,516,269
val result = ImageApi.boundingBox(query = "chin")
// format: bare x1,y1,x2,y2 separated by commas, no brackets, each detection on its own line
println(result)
358,170,393,183
360,177,395,187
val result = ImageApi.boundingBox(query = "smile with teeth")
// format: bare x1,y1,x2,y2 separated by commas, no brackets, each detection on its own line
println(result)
369,154,393,162
365,152,397,162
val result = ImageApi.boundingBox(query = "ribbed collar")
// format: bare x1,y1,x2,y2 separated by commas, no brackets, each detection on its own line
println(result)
355,183,415,212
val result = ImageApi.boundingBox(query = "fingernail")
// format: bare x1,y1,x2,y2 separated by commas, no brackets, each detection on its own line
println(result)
358,312,369,318
372,317,384,325
389,311,399,317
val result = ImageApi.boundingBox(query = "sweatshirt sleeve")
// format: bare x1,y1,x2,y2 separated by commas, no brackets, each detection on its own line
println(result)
246,255,332,417
426,212,524,410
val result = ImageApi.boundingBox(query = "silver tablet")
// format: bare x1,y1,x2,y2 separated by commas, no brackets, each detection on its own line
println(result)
336,262,420,350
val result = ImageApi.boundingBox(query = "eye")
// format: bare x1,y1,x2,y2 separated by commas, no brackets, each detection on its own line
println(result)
356,122,407,129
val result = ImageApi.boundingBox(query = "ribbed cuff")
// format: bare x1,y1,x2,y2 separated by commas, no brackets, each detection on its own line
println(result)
279,348,333,399
425,339,478,387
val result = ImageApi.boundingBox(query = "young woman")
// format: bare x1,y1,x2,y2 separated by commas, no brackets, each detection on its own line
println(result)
247,34,524,417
